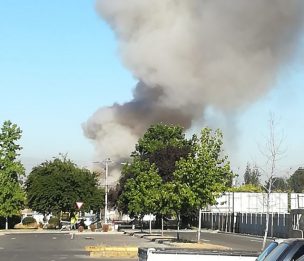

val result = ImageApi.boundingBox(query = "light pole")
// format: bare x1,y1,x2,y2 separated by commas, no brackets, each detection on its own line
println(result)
93,158,112,224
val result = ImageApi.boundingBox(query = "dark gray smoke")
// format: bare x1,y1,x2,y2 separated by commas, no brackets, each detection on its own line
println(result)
115,82,193,133
83,0,304,174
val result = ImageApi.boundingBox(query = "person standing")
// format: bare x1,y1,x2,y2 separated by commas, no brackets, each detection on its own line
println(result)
70,215,77,230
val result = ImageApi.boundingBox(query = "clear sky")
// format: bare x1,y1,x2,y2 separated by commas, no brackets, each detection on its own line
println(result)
1,1,303,182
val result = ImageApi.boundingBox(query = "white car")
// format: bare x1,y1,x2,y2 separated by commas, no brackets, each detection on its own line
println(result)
83,216,96,227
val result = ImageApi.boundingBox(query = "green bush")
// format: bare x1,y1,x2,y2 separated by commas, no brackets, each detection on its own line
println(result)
22,216,36,225
48,217,60,228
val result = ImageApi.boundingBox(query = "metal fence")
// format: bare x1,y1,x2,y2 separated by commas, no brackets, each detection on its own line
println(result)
201,212,290,238
199,192,304,238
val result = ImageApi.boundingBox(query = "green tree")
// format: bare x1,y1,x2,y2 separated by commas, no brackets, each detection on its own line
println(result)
110,123,192,209
136,123,193,182
25,157,104,216
135,124,190,157
174,128,233,210
118,158,162,223
160,181,195,239
244,163,261,186
172,128,233,239
0,121,25,181
266,177,289,192
116,124,232,239
147,145,192,182
288,168,304,193
0,121,26,229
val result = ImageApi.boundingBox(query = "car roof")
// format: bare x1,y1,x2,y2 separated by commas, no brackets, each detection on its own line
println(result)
279,239,304,245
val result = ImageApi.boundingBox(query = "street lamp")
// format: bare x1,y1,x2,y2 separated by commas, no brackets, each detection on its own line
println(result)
93,158,112,224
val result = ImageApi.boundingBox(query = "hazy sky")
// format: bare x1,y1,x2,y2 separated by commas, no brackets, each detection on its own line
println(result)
1,1,303,182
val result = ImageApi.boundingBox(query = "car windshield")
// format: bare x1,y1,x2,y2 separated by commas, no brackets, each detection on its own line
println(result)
256,242,279,261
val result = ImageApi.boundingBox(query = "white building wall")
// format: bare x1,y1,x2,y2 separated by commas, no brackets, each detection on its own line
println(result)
210,192,289,213
290,193,304,209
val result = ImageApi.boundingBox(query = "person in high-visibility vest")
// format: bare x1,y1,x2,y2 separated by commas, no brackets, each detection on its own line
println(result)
70,215,77,230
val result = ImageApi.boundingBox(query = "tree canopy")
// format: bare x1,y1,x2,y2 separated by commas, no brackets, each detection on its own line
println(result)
173,128,233,210
118,158,162,219
0,121,25,181
243,163,261,187
135,124,193,182
109,124,192,209
115,124,233,232
265,177,289,192
25,157,104,215
288,168,304,193
135,124,191,157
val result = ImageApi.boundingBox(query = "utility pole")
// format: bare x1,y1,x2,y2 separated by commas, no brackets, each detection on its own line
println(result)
93,158,112,224
104,158,111,224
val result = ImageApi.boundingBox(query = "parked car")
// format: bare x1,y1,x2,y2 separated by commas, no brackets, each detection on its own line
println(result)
76,215,98,229
256,238,304,261
84,216,96,227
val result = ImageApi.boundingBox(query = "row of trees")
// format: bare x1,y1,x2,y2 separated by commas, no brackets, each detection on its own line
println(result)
0,120,105,229
1,119,304,235
108,124,233,236
241,163,304,193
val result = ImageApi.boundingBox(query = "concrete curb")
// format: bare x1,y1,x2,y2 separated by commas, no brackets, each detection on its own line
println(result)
122,230,232,249
85,246,138,258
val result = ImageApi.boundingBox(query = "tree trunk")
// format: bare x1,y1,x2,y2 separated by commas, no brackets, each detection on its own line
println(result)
149,214,152,234
261,114,282,250
161,216,164,237
197,209,202,243
140,216,143,232
176,213,180,241
262,190,271,250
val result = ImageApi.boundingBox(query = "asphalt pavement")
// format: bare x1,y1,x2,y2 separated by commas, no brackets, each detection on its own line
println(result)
0,228,273,260
0,230,160,261
0,232,154,261
162,230,271,251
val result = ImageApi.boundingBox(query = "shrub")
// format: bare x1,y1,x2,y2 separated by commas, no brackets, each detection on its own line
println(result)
22,216,36,225
48,217,60,229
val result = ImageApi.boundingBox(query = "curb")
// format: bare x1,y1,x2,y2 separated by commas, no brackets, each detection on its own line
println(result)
85,246,138,258
123,230,177,244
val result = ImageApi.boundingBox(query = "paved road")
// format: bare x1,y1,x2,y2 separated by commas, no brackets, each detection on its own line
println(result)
0,229,274,260
163,230,272,252
0,231,158,261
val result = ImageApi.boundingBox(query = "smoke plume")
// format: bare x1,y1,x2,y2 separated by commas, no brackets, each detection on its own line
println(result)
83,0,304,180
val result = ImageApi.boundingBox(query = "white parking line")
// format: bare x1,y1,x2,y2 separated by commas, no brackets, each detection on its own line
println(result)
250,239,263,242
